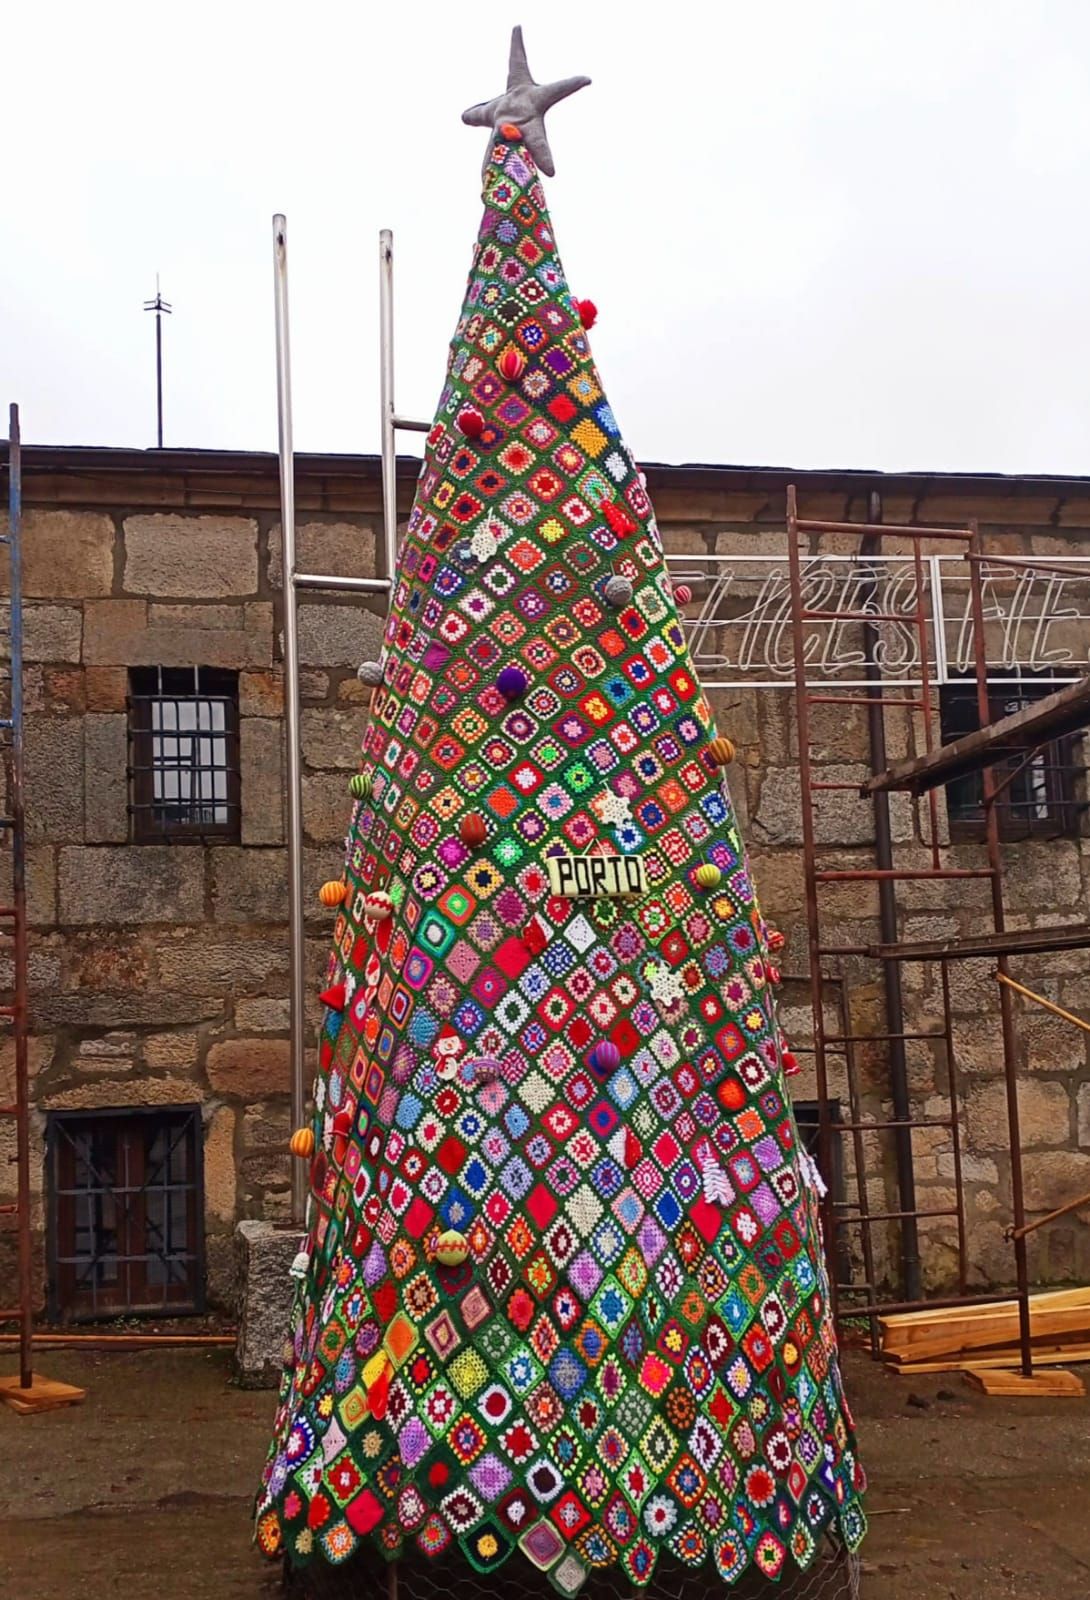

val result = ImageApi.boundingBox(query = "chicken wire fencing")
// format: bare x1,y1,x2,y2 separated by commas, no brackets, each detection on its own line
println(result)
280,1541,861,1600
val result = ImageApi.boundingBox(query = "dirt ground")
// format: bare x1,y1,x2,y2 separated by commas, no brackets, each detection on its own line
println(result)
2,1347,1088,1600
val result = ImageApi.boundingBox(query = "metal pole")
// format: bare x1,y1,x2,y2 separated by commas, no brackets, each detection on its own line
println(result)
785,486,840,1325
155,312,164,449
8,404,31,1389
379,229,399,582
859,495,922,1302
272,217,307,1225
967,522,1033,1378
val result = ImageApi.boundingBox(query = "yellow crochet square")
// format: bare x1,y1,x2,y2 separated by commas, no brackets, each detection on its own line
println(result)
571,418,607,458
448,1347,489,1398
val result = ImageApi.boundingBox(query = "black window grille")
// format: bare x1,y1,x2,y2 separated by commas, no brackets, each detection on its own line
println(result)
939,675,1084,841
128,666,240,842
47,1106,205,1321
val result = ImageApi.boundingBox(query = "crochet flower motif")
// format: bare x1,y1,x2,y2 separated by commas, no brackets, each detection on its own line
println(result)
591,789,632,828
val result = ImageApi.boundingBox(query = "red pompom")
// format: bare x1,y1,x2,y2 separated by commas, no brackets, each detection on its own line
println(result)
782,1050,799,1076
457,406,484,439
319,982,347,1011
624,1128,641,1169
575,298,598,330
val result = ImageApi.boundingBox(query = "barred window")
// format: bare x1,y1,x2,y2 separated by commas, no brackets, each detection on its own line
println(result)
939,676,1084,842
128,667,241,842
47,1106,204,1320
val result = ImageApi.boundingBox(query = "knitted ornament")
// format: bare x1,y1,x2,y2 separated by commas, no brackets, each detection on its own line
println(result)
288,1127,314,1159
361,889,393,920
589,1039,620,1075
318,982,346,1011
456,405,485,438
255,37,866,1592
348,772,372,800
459,813,488,847
357,660,385,686
574,297,597,329
318,880,347,908
496,665,527,700
693,861,722,890
466,1055,502,1084
708,735,736,766
603,573,633,608
433,1228,470,1267
673,582,693,605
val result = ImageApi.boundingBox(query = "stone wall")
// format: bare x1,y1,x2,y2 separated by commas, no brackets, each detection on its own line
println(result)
1,449,1088,1313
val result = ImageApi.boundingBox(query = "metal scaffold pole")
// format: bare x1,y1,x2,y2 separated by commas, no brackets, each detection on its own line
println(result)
0,408,84,1414
272,219,308,1225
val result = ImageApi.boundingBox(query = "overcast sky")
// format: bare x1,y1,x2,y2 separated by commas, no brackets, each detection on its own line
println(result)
3,2,1089,475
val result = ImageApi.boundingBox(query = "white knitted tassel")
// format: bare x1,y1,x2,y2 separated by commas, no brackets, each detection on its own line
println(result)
799,1148,828,1199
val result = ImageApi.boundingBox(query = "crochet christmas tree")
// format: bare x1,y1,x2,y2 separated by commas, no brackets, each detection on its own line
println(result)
256,31,866,1594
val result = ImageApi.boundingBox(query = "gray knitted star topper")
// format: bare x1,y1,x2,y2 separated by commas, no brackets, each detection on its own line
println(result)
462,25,590,178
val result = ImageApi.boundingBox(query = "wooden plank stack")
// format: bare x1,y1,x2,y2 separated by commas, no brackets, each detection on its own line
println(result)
879,1287,1090,1390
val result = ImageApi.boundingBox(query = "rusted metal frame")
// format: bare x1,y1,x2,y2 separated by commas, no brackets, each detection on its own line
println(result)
967,521,1034,1378
4,404,31,1389
908,535,944,869
865,923,1090,962
815,867,994,881
835,1205,958,1224
824,974,880,1356
995,971,1090,1036
1006,1188,1090,1241
808,694,924,707
863,675,1090,797
937,958,970,1292
963,552,1090,580
785,486,841,1327
803,608,916,623
831,1116,952,1133
982,739,1051,810
796,517,973,541
824,1029,945,1045
833,1288,1022,1319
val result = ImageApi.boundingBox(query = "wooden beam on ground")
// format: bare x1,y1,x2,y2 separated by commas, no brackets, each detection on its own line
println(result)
964,1368,1086,1398
886,1344,1090,1376
883,1303,1090,1362
0,1372,86,1414
861,675,1090,796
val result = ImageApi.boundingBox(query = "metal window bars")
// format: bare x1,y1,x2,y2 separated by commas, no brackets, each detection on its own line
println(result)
273,220,428,1222
127,666,241,841
46,1106,204,1320
784,486,1090,1375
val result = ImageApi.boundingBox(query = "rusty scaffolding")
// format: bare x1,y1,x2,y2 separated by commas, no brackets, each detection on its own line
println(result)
784,486,1090,1376
0,406,83,1413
